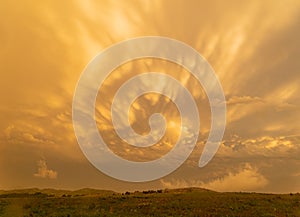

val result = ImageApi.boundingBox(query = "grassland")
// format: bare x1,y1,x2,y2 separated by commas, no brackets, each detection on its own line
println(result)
0,188,299,217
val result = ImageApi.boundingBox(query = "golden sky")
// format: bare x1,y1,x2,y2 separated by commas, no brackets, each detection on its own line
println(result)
0,0,300,193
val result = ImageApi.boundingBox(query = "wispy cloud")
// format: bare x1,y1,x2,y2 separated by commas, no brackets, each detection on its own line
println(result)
227,96,263,105
0,0,299,192
34,159,57,179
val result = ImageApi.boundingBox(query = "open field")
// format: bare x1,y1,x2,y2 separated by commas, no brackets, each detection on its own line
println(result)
0,188,299,217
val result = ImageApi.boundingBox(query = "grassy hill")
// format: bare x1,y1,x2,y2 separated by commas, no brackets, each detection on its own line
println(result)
0,188,299,216
0,188,114,198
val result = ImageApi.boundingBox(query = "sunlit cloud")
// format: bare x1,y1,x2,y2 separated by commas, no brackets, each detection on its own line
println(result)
0,0,299,192
34,159,58,179
161,163,268,192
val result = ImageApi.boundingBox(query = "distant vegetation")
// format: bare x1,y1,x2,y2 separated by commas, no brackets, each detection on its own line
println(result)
0,188,299,216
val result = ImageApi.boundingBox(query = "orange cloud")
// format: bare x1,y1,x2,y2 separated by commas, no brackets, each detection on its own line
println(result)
161,164,268,192
34,159,57,179
0,0,299,192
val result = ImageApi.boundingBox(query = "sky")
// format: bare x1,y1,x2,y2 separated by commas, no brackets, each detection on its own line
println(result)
0,0,300,193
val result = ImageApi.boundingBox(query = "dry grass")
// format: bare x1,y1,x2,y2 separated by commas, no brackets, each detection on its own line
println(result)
0,188,299,217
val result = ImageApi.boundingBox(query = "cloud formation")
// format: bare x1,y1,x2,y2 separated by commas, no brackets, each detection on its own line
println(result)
0,0,299,192
161,164,268,192
34,159,57,179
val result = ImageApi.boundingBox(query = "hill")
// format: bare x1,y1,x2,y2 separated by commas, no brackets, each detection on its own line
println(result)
0,188,115,197
0,188,299,216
